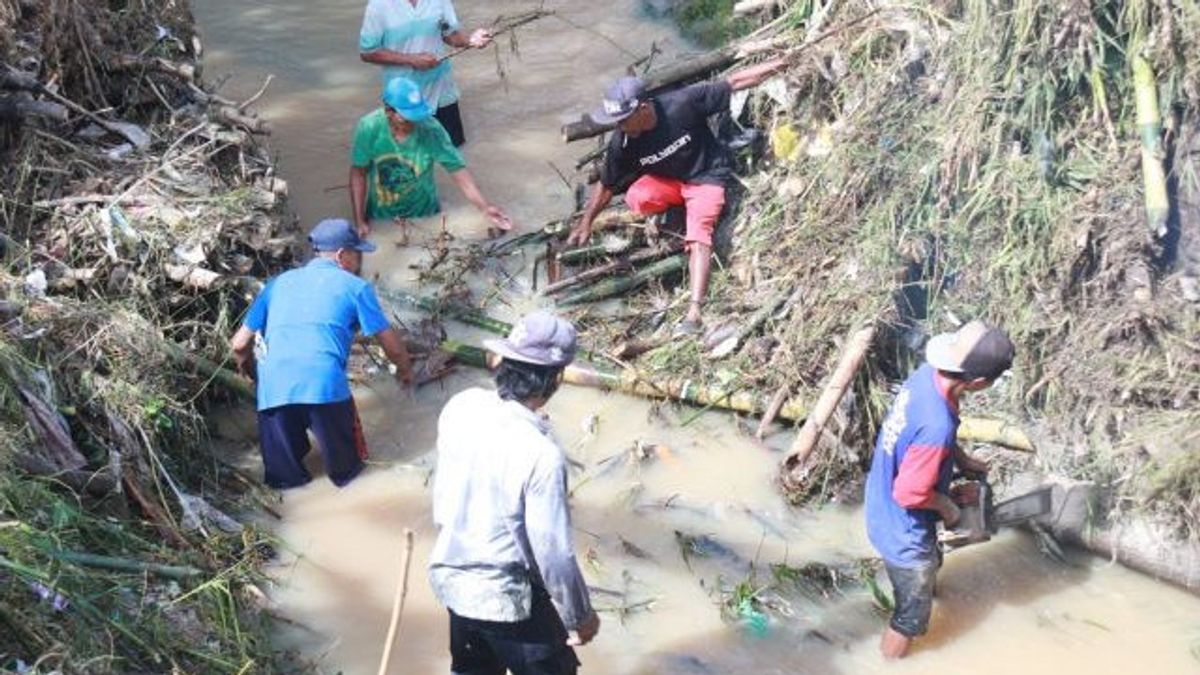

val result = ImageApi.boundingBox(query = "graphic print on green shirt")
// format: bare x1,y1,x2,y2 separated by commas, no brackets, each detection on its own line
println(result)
350,108,467,220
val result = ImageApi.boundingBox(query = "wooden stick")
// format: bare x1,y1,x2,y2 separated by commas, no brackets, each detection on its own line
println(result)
377,529,416,675
780,327,875,489
755,383,792,440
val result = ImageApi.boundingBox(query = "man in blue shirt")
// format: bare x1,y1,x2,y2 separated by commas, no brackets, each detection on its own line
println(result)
229,218,414,489
864,320,1015,658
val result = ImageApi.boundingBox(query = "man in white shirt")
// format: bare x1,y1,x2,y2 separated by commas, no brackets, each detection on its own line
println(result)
429,312,600,674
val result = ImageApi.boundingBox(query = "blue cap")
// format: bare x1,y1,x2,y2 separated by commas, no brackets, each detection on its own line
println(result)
382,77,433,122
591,76,645,125
308,218,377,253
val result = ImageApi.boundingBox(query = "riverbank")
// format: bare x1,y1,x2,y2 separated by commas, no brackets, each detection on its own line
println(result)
4,0,1199,671
0,0,299,671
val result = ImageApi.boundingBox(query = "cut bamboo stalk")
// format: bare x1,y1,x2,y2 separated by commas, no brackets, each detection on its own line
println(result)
557,255,686,306
543,242,682,296
47,549,203,579
956,417,1035,453
157,339,254,401
780,327,875,490
378,289,511,335
1133,54,1169,237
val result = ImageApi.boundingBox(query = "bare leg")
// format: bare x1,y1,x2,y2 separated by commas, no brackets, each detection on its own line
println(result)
686,243,712,324
879,626,912,659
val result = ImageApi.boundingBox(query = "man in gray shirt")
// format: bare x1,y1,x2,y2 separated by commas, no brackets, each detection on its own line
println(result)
429,312,599,674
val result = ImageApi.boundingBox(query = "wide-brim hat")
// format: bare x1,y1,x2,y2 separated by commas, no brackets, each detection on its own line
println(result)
484,311,577,367
925,320,1015,380
590,76,646,125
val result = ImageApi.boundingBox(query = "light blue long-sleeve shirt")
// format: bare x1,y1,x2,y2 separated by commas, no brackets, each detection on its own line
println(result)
428,387,594,629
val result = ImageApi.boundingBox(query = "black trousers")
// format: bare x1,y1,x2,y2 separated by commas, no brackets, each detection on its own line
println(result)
436,102,466,147
449,589,580,675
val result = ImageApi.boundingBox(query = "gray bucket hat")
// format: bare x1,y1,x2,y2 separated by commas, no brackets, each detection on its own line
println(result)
485,311,577,367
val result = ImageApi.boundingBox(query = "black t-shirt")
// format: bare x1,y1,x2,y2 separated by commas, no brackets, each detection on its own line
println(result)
600,81,733,190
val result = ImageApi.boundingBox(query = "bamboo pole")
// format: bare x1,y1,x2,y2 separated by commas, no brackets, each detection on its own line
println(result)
157,339,254,402
378,289,511,335
780,327,875,489
1133,54,1169,237
957,417,1035,453
543,242,683,296
558,255,686,306
562,48,737,143
47,549,203,579
437,340,1034,453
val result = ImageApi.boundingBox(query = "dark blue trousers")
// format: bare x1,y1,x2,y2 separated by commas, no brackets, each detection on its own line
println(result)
449,588,580,675
256,398,366,489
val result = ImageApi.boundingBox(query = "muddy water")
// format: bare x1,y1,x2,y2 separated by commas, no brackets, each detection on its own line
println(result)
194,1,1200,673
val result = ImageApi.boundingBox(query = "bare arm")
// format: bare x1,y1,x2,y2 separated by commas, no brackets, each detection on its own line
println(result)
230,326,257,379
725,57,788,91
349,166,369,236
449,168,512,231
375,326,415,386
360,49,440,70
565,184,614,246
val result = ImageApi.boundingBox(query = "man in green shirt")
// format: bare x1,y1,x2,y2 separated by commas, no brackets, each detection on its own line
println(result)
349,77,511,242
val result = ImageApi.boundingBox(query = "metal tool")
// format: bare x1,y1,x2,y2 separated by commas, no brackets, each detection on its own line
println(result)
940,475,1054,550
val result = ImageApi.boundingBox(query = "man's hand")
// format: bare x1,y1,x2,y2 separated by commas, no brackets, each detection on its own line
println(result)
957,453,990,476
935,494,962,528
468,28,493,48
483,205,513,232
407,52,440,70
234,354,256,381
566,611,600,646
394,365,415,388
565,223,592,247
355,220,371,238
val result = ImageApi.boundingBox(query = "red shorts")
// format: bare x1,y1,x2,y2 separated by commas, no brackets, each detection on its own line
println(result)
624,175,726,247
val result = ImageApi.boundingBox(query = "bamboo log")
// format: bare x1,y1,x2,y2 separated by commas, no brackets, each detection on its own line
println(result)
734,0,778,15
108,54,197,82
379,290,511,335
543,242,681,295
956,417,1035,453
1133,55,1169,237
1041,480,1200,594
157,340,254,401
780,327,875,490
440,338,1032,452
708,287,791,358
47,549,203,579
0,96,69,122
562,48,737,143
558,254,686,306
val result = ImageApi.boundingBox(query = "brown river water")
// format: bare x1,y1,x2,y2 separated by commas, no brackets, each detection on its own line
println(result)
193,1,1200,673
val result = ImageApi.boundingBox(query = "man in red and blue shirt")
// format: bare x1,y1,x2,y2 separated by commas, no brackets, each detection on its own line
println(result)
865,320,1015,658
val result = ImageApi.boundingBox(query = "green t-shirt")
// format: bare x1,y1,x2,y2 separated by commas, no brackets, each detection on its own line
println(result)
350,108,467,220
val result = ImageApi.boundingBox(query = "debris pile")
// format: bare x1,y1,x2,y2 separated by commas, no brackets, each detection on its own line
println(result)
0,0,301,670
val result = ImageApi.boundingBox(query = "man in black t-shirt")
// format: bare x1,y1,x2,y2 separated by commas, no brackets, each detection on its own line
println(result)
567,58,786,333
